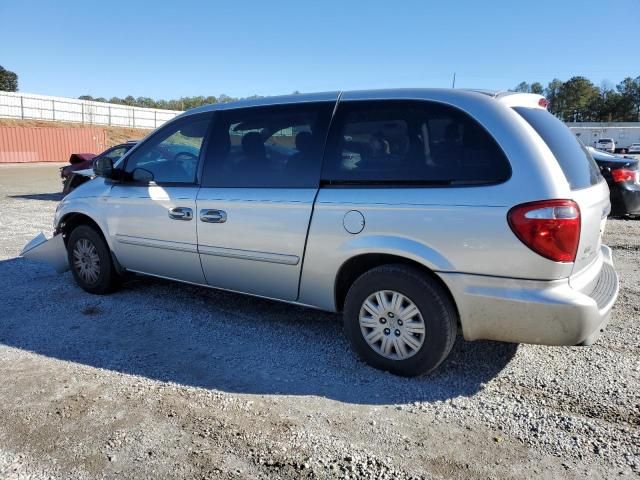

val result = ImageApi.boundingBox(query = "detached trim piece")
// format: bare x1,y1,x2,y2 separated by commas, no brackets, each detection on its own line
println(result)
20,232,70,273
115,234,198,254
198,244,299,266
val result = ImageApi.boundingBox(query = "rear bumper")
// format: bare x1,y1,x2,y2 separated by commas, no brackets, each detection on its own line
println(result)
438,245,619,346
610,181,640,215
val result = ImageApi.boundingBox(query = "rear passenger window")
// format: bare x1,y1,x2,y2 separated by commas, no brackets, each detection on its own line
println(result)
322,101,510,185
202,103,333,188
513,107,602,189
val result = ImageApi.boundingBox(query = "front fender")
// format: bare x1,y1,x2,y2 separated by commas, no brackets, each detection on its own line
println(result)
55,199,113,251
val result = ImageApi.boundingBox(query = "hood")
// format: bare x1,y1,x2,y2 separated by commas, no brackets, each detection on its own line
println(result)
63,176,111,200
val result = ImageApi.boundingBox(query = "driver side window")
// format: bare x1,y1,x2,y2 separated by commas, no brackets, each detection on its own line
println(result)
124,114,212,184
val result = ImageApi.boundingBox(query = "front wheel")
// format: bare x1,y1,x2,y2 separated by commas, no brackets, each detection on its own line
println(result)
343,265,457,377
67,225,119,294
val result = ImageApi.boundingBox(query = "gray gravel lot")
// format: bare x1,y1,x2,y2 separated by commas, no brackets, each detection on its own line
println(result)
0,163,638,479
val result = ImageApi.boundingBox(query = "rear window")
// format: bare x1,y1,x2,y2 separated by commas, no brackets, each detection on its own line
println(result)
513,107,602,189
598,139,613,143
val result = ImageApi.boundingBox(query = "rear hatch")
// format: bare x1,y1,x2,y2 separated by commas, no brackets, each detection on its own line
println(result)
512,106,609,283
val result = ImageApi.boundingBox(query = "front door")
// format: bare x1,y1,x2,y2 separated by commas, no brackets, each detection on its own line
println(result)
196,101,335,300
106,113,212,284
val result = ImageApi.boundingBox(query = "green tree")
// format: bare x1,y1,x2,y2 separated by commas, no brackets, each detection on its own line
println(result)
557,76,599,121
76,93,246,111
545,79,564,116
616,76,640,121
514,81,530,93
530,82,544,95
0,65,18,91
135,96,156,108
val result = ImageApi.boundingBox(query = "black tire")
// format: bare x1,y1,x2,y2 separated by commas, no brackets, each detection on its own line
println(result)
67,225,119,294
343,264,457,377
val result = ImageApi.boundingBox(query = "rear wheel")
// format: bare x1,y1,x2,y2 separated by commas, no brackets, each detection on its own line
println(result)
343,264,457,377
67,225,119,294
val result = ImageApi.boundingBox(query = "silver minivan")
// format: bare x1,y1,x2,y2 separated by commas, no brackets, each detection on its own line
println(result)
23,89,619,376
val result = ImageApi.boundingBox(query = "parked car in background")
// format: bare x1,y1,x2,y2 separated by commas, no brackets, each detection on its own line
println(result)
24,89,619,377
595,138,615,153
587,146,640,216
61,141,137,194
628,143,640,154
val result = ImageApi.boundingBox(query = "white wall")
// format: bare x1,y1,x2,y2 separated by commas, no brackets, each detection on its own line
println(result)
0,91,184,129
568,123,640,149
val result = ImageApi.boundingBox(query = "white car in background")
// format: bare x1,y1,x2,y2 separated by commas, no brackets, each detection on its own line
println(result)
628,143,640,154
595,138,615,153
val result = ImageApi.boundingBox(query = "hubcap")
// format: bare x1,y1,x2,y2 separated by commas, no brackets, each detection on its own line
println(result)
72,238,100,284
358,290,426,360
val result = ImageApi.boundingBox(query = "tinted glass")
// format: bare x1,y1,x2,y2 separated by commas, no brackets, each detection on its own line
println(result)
124,114,211,184
103,146,129,161
202,103,333,188
513,107,602,189
322,101,510,185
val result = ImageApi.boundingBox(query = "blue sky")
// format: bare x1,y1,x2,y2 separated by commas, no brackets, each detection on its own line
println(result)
1,0,637,100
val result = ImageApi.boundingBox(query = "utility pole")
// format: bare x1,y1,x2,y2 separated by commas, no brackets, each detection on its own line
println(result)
452,73,456,88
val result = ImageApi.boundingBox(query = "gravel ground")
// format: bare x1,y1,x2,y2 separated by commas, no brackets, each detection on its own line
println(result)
0,163,638,479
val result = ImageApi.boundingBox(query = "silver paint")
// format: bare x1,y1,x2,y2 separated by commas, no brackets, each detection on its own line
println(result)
36,88,618,348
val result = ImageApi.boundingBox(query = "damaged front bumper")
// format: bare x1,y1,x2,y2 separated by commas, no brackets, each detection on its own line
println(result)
20,232,69,273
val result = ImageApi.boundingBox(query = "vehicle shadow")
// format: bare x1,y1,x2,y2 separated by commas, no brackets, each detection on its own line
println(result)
9,192,64,201
0,258,518,405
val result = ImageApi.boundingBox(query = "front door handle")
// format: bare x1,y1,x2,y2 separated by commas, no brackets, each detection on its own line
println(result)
168,207,193,221
200,209,227,223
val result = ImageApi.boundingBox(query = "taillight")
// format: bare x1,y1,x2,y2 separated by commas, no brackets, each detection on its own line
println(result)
611,168,636,183
538,98,549,109
508,200,581,263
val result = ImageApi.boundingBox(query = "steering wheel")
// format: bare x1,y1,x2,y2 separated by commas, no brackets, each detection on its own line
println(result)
173,151,198,178
174,151,198,162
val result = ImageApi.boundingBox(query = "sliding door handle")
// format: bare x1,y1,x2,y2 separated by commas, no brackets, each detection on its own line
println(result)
200,209,227,223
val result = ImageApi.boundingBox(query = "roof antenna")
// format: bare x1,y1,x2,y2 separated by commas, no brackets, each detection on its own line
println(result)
451,72,456,88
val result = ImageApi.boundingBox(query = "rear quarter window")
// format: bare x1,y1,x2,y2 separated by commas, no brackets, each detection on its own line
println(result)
513,107,602,189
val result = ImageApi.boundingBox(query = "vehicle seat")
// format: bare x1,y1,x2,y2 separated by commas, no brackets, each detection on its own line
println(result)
241,132,267,166
291,131,313,162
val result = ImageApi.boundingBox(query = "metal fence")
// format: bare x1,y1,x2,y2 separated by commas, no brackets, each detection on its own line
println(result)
0,91,184,129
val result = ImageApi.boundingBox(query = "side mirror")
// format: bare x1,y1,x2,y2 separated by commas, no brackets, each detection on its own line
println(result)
93,157,114,178
132,168,154,183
